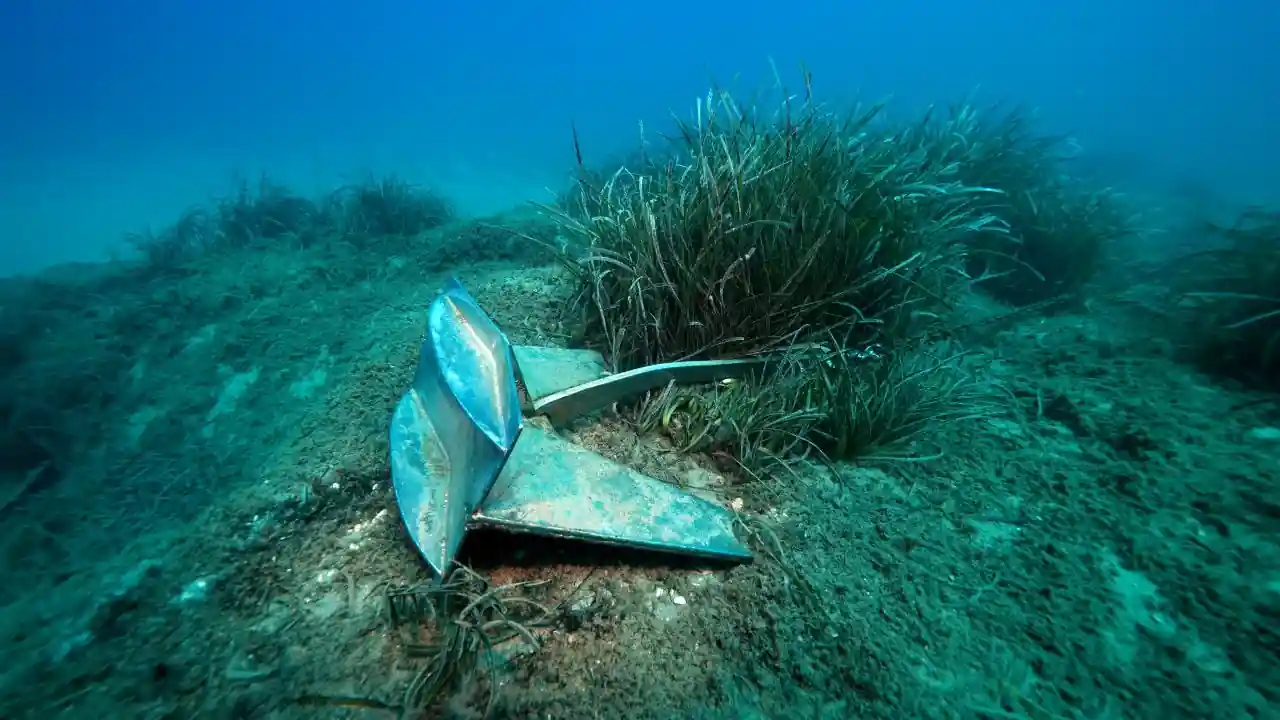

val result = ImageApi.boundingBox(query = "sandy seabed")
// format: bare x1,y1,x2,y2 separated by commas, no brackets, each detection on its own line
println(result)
0,213,1276,719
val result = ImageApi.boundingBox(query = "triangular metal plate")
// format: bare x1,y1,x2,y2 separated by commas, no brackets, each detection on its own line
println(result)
474,424,749,561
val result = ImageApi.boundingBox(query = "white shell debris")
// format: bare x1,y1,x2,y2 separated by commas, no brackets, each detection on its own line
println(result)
344,508,391,550
654,586,689,606
176,576,212,604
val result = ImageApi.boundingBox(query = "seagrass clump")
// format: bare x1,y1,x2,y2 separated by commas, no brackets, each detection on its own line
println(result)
1170,209,1280,389
544,86,1006,372
933,102,1137,305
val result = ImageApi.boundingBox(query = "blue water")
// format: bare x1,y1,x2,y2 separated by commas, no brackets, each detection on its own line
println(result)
1,0,1277,274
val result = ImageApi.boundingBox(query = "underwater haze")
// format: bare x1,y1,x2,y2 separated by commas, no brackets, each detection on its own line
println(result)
7,0,1280,717
0,0,1277,274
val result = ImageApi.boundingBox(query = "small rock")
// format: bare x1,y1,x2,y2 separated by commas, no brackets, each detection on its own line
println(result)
174,576,214,604
1247,426,1280,442
225,658,277,683
682,467,720,489
563,588,614,630
88,560,162,638
307,593,344,621
653,602,680,623
688,571,718,590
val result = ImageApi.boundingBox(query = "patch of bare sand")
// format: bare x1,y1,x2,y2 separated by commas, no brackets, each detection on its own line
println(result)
3,261,1276,719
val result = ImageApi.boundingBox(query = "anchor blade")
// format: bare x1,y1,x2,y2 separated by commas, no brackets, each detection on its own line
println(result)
532,356,780,427
510,345,608,400
428,278,523,508
389,390,462,575
390,278,524,576
473,424,751,563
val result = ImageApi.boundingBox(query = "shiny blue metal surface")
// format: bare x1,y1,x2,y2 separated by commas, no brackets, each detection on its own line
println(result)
391,279,522,576
390,277,751,577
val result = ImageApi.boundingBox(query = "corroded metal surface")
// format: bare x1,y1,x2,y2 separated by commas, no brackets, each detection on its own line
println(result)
390,279,523,576
425,278,522,510
510,345,608,401
532,357,778,427
390,277,752,577
389,389,456,574
474,424,750,562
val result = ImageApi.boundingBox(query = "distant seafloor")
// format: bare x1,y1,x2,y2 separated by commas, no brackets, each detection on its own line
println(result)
3,129,1278,278
0,144,564,277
